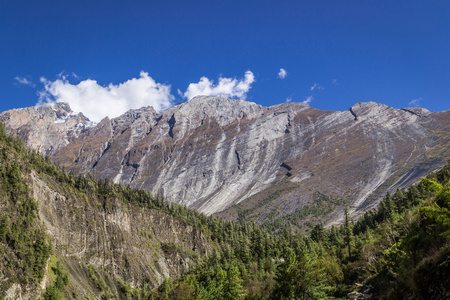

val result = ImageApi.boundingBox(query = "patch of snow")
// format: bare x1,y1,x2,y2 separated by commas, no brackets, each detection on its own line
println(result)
83,120,97,128
54,112,78,124
54,113,97,128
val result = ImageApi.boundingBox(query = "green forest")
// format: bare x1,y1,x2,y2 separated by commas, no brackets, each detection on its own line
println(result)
0,121,449,299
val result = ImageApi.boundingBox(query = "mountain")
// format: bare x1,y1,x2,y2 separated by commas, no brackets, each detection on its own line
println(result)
2,97,450,228
0,102,92,156
0,124,210,299
1,119,449,299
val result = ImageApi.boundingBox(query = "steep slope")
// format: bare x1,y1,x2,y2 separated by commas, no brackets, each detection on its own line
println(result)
0,124,210,299
28,172,209,297
1,120,449,300
0,102,93,156
3,97,450,228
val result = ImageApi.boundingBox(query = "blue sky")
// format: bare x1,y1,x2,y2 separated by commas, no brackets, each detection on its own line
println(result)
1,0,449,121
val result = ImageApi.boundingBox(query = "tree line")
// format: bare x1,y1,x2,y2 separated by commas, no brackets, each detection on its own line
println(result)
1,121,449,299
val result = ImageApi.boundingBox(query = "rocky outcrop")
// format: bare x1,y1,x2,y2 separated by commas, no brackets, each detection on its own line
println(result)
0,102,93,156
25,170,209,298
3,97,450,227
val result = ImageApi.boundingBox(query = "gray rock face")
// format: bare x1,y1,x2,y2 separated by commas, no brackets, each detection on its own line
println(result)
27,170,209,297
53,97,314,214
0,102,93,156
3,97,450,226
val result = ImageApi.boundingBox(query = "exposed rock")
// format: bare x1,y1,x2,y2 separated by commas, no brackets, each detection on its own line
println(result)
0,102,93,156
2,281,45,300
4,283,23,300
3,97,450,227
25,170,209,298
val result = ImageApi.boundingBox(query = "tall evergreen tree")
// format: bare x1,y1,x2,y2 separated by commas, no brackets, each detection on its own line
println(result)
344,206,353,260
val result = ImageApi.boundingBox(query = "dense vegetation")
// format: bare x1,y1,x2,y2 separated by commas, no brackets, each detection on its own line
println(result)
156,164,450,300
0,123,53,293
0,120,449,299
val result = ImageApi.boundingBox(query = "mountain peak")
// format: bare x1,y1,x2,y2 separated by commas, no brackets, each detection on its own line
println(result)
184,96,262,111
112,106,157,125
0,102,92,156
2,99,450,227
166,96,265,127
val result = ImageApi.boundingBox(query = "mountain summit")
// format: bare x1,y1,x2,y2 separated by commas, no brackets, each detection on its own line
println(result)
2,97,450,227
0,102,92,156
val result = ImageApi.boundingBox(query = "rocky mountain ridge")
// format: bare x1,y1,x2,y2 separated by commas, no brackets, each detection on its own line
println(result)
0,102,92,156
0,130,210,299
2,97,450,227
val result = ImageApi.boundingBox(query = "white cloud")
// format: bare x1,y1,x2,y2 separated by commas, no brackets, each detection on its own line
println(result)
278,68,287,79
331,79,338,85
310,83,323,91
15,76,35,87
183,71,255,100
286,97,292,103
38,71,174,123
408,98,421,107
303,96,313,105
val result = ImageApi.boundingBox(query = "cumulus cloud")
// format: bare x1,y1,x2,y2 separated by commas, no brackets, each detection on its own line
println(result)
183,71,255,100
286,97,293,103
38,71,174,123
15,76,35,87
303,96,313,105
278,68,287,79
408,98,421,107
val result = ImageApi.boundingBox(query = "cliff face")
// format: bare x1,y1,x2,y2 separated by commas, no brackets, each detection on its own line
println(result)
3,97,450,226
0,120,211,299
2,170,209,299
32,171,208,275
0,102,92,156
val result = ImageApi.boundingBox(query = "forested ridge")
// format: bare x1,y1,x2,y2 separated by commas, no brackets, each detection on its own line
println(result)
0,120,449,299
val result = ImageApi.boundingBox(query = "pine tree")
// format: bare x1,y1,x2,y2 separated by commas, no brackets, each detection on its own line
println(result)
344,206,353,260
223,264,246,300
310,222,325,243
